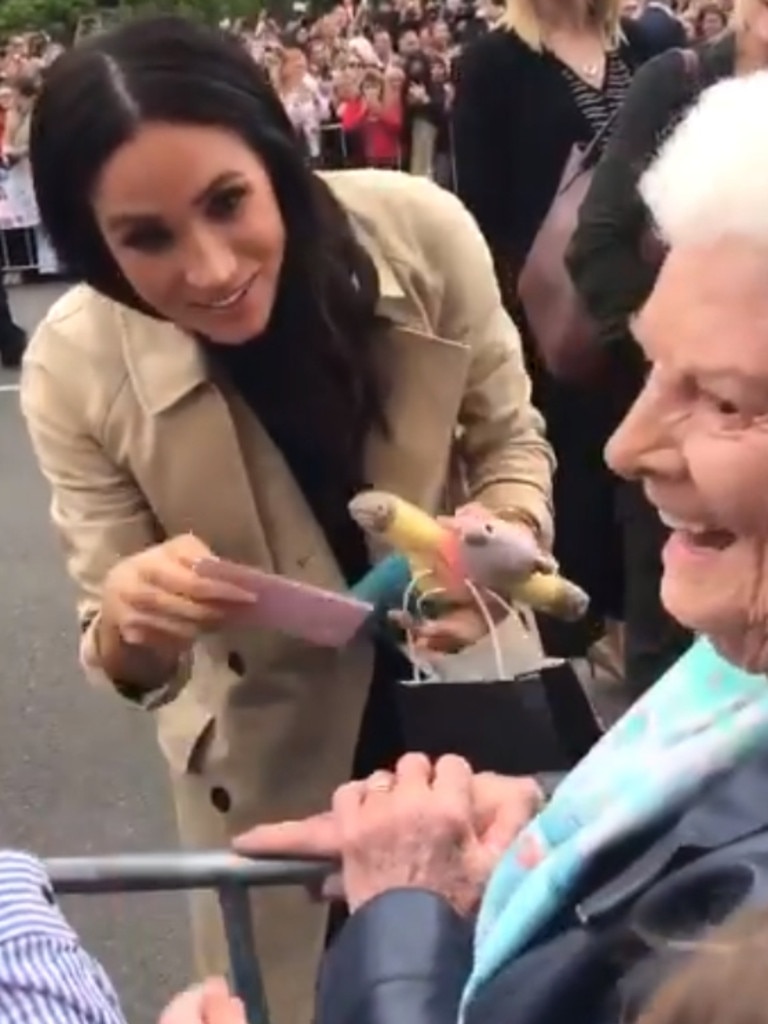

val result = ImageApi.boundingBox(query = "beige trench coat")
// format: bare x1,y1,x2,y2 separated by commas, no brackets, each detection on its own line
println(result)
20,170,553,1024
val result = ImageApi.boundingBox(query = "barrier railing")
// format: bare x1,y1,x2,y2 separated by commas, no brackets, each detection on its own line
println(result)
46,851,333,1024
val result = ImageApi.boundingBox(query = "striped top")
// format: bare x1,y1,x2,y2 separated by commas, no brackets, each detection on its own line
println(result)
0,851,126,1024
560,51,633,145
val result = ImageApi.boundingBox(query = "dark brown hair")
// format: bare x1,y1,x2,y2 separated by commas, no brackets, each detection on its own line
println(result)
30,15,389,486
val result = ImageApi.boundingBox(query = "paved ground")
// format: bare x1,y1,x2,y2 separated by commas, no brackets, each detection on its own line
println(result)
1,283,191,1024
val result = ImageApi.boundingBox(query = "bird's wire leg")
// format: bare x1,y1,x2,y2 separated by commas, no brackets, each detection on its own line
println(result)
463,578,507,678
402,570,435,681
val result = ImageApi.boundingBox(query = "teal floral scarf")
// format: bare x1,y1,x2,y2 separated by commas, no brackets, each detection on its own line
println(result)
462,637,768,1016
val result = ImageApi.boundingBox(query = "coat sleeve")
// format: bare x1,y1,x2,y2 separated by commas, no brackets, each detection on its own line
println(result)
415,179,555,544
19,332,192,702
316,890,474,1024
566,50,692,349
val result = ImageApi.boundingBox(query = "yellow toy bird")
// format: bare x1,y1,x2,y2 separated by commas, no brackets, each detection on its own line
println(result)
348,490,589,622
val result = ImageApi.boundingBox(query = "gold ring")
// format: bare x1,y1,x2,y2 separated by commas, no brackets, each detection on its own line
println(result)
366,772,393,794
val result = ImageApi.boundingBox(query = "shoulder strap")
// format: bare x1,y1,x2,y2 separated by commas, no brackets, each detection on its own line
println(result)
680,47,701,89
578,48,699,175
579,106,620,168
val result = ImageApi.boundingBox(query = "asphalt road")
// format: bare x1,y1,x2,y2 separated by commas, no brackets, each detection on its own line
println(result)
0,283,191,1024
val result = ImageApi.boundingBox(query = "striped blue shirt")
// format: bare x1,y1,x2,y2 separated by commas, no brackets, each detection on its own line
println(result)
0,852,126,1024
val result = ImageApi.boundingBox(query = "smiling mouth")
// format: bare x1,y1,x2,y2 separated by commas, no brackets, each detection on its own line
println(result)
192,273,258,312
658,510,737,551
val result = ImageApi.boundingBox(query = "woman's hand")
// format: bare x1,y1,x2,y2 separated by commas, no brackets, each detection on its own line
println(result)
235,757,542,905
331,754,503,916
100,534,257,658
395,602,505,655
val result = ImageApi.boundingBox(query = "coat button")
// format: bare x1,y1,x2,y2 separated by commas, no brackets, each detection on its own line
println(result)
227,651,245,675
210,786,232,814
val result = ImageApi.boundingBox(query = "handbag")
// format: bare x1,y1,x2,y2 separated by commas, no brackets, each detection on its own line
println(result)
518,114,617,384
396,612,603,774
397,663,603,775
518,49,701,385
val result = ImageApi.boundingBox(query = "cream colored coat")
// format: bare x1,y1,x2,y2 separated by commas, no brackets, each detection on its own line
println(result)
20,170,553,1024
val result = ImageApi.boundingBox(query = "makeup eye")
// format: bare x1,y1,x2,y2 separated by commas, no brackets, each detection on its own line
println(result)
207,185,248,221
122,222,174,253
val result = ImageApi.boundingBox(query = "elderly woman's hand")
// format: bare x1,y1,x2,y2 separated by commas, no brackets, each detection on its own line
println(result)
333,753,489,915
236,755,543,913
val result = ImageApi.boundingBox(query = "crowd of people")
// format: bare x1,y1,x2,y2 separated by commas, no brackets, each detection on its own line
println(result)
0,0,734,204
0,0,729,375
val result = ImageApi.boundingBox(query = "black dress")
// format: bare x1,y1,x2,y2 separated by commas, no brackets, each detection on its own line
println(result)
566,34,736,693
452,22,662,657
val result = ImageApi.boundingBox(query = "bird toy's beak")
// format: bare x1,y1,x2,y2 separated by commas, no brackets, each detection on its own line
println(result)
348,492,395,534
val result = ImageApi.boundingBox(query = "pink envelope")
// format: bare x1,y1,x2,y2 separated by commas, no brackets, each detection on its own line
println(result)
195,558,374,648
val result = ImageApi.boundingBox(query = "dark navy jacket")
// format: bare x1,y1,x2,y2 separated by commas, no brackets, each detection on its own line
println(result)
317,748,768,1024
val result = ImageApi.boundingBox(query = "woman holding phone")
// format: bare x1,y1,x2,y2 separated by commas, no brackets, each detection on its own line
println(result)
20,16,553,1024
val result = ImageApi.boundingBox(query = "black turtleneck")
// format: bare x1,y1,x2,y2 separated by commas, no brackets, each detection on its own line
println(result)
206,332,410,790
206,332,372,585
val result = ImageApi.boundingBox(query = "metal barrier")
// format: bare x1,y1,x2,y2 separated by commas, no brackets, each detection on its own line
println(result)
46,851,333,1024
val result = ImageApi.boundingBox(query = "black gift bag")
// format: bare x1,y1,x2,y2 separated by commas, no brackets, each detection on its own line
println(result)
396,660,603,776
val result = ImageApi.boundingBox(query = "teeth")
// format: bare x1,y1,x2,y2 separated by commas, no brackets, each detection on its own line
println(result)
202,279,252,310
208,285,247,309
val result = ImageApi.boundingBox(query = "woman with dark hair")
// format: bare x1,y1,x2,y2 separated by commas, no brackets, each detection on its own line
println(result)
20,15,553,1024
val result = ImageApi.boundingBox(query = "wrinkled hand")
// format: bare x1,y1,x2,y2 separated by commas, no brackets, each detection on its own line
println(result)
235,754,543,906
101,534,257,657
329,753,487,914
159,978,247,1024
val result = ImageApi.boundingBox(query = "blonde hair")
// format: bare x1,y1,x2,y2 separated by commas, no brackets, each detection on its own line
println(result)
638,909,768,1024
499,0,624,50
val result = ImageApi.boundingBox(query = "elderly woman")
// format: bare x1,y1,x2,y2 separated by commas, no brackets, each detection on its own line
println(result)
243,71,768,1024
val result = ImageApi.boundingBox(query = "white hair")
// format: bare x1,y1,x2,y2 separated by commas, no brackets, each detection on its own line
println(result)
640,71,768,249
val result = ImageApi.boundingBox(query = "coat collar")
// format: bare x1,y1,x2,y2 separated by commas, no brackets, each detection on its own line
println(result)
120,224,410,418
576,745,768,924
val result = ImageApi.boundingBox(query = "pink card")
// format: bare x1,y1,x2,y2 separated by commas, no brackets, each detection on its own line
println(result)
195,558,374,648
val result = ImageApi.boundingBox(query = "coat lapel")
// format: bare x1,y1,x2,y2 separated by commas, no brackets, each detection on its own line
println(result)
116,232,472,590
577,749,768,924
364,323,470,509
357,216,472,511
118,307,273,570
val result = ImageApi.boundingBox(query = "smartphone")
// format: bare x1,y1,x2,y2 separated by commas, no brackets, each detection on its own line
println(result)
195,558,374,648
